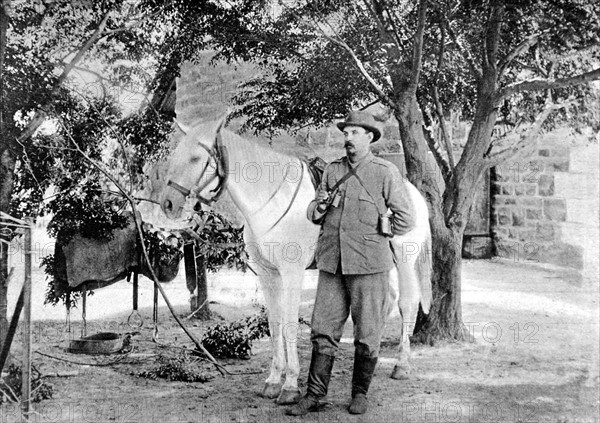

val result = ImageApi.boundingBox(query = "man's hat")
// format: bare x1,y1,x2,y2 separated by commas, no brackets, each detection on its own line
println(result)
336,110,381,143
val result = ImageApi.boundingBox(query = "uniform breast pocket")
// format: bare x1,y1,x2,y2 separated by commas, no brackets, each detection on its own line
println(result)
357,193,378,227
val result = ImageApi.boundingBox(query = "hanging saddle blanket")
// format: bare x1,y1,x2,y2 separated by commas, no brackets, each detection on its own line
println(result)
57,213,182,289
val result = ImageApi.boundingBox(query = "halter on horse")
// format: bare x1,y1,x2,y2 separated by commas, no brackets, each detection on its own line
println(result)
160,118,432,404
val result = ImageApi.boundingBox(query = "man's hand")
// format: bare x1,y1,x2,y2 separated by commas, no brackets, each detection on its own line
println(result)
316,191,330,206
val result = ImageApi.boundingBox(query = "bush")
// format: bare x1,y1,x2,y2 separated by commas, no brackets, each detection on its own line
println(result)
136,352,213,383
0,364,53,404
200,305,270,360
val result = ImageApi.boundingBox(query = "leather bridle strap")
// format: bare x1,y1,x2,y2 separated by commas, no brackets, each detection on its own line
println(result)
166,180,191,197
165,132,228,206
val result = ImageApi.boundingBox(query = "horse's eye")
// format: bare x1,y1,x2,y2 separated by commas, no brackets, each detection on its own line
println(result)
190,156,201,163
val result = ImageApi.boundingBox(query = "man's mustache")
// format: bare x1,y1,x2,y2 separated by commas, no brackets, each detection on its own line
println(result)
344,142,354,148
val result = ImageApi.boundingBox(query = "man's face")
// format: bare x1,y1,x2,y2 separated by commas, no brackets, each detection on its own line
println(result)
343,125,372,161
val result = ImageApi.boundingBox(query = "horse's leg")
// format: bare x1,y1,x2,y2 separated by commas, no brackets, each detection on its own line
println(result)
391,241,421,380
276,270,304,405
259,271,286,399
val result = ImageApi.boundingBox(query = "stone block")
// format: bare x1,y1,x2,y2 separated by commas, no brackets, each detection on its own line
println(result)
551,145,570,157
538,174,555,196
525,184,537,196
508,228,520,239
494,240,518,259
535,222,556,242
493,227,509,238
525,208,543,220
494,169,512,183
519,197,543,208
522,160,543,183
512,209,525,226
501,184,514,195
518,228,536,242
538,149,550,157
496,207,512,226
546,158,570,172
494,196,516,206
543,198,567,221
514,184,525,196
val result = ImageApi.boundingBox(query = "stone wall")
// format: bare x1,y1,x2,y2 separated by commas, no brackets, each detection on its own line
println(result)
175,57,599,277
492,129,599,277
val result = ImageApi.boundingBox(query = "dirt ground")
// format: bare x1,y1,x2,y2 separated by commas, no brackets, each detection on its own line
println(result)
2,229,599,423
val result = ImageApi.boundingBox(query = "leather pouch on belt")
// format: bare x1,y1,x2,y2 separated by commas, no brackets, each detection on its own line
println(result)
378,214,393,237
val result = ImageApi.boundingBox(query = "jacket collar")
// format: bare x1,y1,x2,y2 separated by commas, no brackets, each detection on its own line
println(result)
345,151,374,169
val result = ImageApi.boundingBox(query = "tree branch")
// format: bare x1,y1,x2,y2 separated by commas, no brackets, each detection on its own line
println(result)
485,101,568,166
432,23,455,170
313,23,396,110
16,13,111,145
443,19,481,82
497,67,600,102
432,87,455,169
409,0,427,91
483,3,503,73
498,30,549,77
422,108,452,183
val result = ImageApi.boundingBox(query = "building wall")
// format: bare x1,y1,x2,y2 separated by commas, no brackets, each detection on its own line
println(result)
175,57,599,277
491,129,599,277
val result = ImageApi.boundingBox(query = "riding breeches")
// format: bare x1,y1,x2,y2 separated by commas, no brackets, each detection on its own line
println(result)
310,270,389,358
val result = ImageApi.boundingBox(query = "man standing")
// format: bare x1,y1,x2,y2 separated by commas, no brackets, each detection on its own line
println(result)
286,110,416,416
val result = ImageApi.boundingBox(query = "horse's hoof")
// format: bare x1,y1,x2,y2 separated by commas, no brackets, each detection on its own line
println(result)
391,365,410,380
261,383,282,399
276,388,301,405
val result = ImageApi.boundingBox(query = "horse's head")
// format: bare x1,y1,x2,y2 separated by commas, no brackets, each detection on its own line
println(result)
160,117,227,220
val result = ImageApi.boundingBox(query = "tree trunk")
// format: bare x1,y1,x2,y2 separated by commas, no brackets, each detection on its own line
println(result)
0,149,15,347
414,211,467,342
0,0,11,346
394,94,467,341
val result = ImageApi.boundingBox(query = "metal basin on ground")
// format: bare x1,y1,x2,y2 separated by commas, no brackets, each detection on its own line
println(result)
68,332,123,354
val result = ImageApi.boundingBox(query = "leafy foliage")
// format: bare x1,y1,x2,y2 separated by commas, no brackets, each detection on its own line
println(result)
193,210,248,273
46,182,129,244
0,364,54,404
41,252,90,309
136,351,213,383
200,305,270,360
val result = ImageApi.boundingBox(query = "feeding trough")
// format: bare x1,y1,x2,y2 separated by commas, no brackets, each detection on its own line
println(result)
68,332,123,355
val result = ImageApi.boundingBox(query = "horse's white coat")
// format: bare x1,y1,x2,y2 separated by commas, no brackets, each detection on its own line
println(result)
161,120,432,402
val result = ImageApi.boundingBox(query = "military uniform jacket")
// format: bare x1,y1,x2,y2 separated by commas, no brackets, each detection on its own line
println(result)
307,153,416,275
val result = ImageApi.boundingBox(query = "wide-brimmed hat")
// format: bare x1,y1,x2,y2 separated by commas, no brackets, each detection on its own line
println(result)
336,110,381,143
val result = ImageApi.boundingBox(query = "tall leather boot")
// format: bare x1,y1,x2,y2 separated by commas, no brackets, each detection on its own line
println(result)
285,348,334,416
348,350,378,414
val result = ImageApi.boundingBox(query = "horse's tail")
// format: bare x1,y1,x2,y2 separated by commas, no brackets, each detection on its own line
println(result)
416,223,433,314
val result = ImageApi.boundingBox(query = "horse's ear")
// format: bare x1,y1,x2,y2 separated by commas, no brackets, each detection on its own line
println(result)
174,119,190,135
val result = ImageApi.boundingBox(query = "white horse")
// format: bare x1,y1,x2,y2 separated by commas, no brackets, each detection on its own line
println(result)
160,118,432,404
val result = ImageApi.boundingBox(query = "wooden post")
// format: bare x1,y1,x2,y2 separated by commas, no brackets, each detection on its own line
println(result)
183,242,209,319
183,243,197,313
21,220,32,417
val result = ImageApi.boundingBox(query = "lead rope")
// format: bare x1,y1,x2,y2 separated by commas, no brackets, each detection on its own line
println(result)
264,160,305,234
